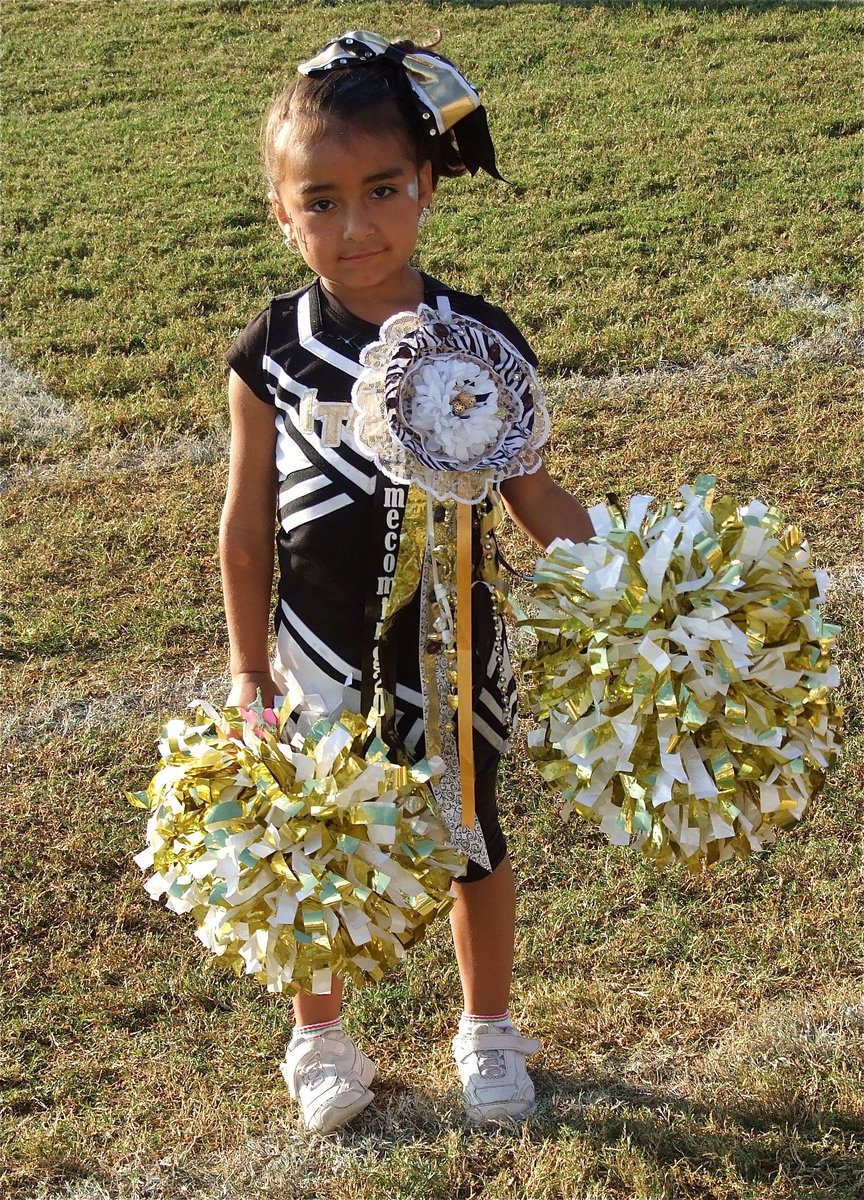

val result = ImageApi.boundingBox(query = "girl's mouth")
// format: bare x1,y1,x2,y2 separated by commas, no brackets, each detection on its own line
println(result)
341,249,382,262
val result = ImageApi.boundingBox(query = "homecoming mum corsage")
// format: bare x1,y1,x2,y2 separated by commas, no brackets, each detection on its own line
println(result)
351,299,549,862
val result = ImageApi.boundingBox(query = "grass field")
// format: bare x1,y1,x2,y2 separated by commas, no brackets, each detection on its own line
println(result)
2,2,862,1198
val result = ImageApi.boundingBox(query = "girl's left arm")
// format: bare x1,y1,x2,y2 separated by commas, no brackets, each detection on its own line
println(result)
500,465,594,549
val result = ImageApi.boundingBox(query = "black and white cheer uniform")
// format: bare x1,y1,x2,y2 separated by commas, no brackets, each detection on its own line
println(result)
226,274,537,878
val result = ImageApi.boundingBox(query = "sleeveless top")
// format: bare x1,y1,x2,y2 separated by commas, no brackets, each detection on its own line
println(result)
226,273,537,766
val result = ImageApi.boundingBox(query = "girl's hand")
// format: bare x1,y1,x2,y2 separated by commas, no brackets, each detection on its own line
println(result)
227,671,279,710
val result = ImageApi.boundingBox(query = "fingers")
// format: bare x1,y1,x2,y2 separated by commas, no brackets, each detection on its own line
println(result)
227,672,278,709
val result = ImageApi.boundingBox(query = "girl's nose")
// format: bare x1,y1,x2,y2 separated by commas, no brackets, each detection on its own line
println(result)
343,203,374,241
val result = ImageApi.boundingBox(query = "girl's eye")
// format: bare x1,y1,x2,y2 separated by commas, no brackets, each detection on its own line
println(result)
371,185,397,199
308,198,335,213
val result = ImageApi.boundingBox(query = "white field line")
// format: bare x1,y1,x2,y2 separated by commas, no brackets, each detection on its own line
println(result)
2,667,230,744
745,274,862,322
4,323,857,486
0,348,84,444
8,561,859,748
0,424,229,490
0,345,228,488
826,563,864,606
695,986,864,1085
543,323,863,408
2,273,861,484
23,425,229,484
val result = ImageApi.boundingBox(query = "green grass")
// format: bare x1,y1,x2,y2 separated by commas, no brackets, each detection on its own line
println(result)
2,0,860,435
2,2,862,1198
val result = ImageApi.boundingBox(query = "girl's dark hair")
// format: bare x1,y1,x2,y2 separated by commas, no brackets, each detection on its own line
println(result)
262,40,466,195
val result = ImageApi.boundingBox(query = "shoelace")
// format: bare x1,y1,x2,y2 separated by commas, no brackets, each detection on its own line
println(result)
300,1055,326,1090
475,1048,507,1079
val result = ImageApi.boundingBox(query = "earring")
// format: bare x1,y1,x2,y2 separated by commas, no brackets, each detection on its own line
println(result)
283,230,300,255
418,206,432,229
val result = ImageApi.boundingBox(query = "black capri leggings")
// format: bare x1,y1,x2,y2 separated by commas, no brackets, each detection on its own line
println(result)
457,737,507,884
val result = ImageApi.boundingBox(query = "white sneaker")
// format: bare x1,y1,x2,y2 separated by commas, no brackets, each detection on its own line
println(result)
281,1030,376,1133
451,1023,540,1123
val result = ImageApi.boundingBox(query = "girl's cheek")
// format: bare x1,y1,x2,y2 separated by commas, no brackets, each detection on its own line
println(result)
406,177,419,201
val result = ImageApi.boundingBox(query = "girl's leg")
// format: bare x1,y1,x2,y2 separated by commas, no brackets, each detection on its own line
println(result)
449,854,515,1015
449,837,539,1123
284,976,376,1134
292,977,344,1027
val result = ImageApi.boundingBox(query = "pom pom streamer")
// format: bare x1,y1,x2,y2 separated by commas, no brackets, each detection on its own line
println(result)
129,704,466,994
521,476,843,871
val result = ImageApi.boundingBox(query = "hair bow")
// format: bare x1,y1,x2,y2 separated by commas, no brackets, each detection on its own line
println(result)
298,30,506,181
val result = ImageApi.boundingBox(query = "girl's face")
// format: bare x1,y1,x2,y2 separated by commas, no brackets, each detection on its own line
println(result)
271,125,434,309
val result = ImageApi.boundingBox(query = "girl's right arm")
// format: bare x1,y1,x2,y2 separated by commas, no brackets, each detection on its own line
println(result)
220,369,279,708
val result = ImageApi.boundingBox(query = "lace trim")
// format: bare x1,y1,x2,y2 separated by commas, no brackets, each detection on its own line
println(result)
351,305,549,505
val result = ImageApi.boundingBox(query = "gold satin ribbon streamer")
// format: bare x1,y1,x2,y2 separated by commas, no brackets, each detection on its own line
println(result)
456,500,476,829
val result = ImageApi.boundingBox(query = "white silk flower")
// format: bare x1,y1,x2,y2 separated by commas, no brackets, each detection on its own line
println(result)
409,359,503,463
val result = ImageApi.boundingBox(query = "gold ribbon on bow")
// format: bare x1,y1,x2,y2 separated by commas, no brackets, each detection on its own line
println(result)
298,31,480,135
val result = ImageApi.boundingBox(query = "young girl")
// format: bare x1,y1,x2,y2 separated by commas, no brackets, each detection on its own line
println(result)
220,31,593,1133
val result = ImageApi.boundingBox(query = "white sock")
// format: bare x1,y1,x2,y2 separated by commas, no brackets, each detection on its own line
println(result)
291,1016,343,1041
459,1011,514,1035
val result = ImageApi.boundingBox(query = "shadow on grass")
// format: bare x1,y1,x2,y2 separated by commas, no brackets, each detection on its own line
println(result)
320,1069,864,1196
529,1069,864,1191
326,1072,465,1144
10,1072,863,1199
426,0,856,12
